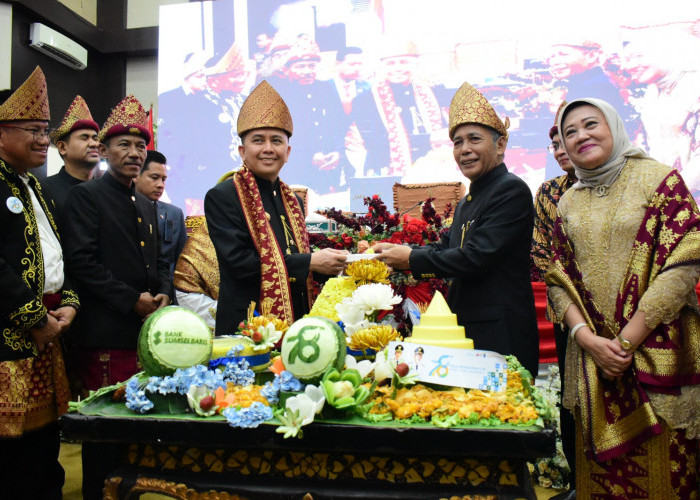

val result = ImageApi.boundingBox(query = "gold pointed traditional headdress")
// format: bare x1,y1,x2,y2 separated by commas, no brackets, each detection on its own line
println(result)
99,94,151,143
0,66,50,122
236,80,293,138
549,100,568,139
50,95,99,144
448,82,509,139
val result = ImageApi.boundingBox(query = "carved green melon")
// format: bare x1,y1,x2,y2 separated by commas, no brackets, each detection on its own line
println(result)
280,316,346,383
138,306,213,376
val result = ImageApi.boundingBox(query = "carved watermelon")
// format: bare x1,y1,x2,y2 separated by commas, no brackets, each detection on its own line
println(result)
138,306,213,376
280,316,346,383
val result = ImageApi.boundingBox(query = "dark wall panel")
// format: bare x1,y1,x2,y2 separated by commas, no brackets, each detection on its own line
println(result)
10,7,126,128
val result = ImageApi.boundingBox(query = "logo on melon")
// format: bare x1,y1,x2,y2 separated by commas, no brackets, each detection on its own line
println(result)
153,331,162,346
281,317,346,383
286,327,321,363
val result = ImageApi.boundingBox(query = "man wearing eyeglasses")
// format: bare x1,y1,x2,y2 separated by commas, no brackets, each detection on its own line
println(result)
0,67,80,499
530,101,577,500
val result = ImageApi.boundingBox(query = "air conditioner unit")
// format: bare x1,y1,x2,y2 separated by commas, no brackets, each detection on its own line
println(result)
29,23,88,70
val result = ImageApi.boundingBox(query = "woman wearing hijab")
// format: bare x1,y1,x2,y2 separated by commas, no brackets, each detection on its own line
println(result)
546,98,700,498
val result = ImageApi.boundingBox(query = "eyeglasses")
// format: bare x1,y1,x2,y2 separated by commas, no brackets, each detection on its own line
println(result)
547,142,562,154
0,125,52,141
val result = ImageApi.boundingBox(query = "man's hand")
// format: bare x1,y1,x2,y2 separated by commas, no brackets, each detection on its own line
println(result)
30,314,62,352
153,294,171,310
375,244,412,270
309,248,348,275
134,292,158,318
49,306,77,334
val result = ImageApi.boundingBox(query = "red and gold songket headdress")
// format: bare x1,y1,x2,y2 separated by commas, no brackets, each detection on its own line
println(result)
50,95,99,144
99,94,151,143
233,81,310,323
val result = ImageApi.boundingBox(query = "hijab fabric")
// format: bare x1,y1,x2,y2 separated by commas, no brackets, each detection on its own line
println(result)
558,98,648,193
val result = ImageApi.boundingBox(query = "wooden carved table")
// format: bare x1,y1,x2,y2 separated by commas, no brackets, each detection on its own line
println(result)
61,412,555,500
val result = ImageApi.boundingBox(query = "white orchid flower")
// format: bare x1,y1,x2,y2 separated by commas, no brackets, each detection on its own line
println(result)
286,393,317,426
345,354,374,379
276,392,319,439
254,323,282,351
373,348,394,382
303,384,326,414
185,384,218,417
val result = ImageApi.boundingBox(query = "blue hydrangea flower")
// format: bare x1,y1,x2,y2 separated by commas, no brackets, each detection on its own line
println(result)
278,371,303,392
125,377,154,413
221,358,255,386
223,402,273,428
261,380,280,404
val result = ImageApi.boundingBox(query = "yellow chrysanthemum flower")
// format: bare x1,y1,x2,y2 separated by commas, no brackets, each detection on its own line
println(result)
348,324,401,351
308,277,358,321
345,259,390,285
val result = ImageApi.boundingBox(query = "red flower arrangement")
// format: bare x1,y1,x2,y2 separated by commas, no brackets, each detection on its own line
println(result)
308,195,454,334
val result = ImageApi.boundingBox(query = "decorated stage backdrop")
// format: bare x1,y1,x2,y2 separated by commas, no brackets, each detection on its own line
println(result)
157,0,700,215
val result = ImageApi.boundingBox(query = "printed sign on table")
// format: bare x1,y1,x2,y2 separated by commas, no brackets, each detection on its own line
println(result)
387,341,508,392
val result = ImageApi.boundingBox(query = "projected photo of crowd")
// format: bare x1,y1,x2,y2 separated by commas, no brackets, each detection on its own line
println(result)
157,0,700,215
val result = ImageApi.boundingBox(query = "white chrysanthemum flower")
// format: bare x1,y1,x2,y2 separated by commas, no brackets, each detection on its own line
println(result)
336,297,368,326
351,283,401,315
343,318,371,336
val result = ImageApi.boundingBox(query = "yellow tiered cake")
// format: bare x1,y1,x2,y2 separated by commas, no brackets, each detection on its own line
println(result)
409,291,474,349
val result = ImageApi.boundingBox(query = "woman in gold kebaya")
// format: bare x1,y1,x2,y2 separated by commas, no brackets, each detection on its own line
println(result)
546,98,700,498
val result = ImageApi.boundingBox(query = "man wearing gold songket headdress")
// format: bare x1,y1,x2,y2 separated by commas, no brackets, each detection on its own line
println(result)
0,66,80,498
44,95,100,214
204,80,347,336
375,82,539,377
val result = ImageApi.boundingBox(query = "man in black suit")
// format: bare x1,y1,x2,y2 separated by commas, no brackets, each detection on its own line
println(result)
204,81,347,335
62,95,171,393
44,95,100,215
135,150,187,280
375,82,539,377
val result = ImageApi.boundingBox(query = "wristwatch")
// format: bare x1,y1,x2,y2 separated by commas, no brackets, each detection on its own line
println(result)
617,334,636,352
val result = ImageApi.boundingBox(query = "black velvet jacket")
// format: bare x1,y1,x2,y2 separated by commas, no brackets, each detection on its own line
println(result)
205,175,311,336
410,164,540,376
0,159,79,361
62,171,171,350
